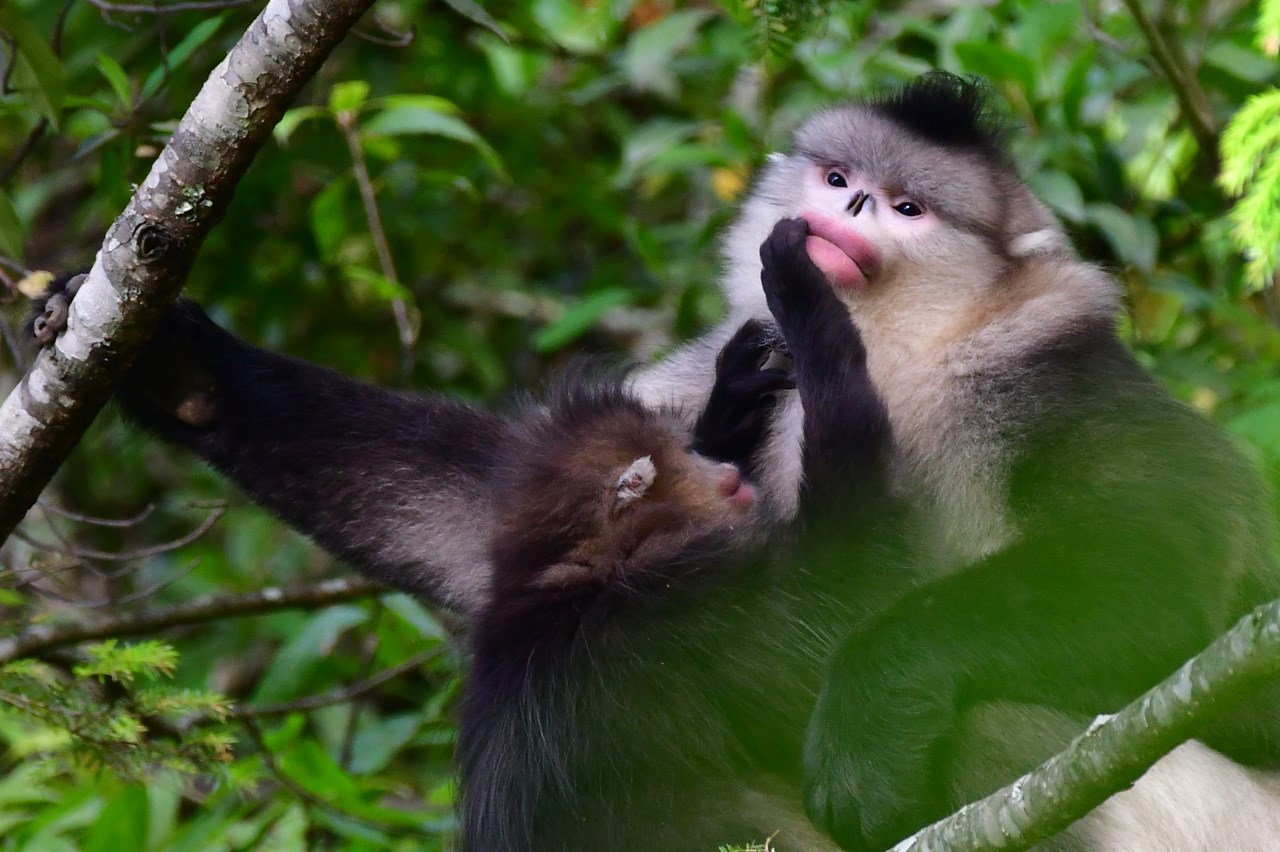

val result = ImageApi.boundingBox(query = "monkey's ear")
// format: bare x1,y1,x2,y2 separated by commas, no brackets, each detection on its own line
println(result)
1006,191,1071,259
615,456,657,507
1008,227,1067,258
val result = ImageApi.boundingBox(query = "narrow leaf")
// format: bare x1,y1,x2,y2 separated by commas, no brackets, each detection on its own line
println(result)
0,9,65,125
139,16,227,103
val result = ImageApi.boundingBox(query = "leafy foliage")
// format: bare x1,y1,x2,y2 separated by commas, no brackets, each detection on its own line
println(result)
0,0,1278,848
0,644,232,778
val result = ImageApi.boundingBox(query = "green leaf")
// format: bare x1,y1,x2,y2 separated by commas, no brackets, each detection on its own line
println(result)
440,0,507,41
95,54,133,108
1026,170,1085,222
362,104,507,179
475,34,544,97
347,712,424,774
342,266,414,304
1230,401,1280,458
84,787,148,852
253,606,369,703
953,41,1037,94
531,0,617,54
276,740,362,799
372,93,461,116
328,80,370,116
1085,204,1159,272
623,9,715,99
0,189,25,259
533,288,636,352
1203,41,1278,85
0,9,65,125
383,593,448,640
309,178,348,263
274,106,330,145
139,16,226,102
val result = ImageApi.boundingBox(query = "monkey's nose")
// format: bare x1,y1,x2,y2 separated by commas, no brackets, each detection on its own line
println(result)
847,190,868,217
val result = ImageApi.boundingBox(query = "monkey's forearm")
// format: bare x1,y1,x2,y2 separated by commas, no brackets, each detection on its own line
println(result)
116,301,506,613
759,219,890,506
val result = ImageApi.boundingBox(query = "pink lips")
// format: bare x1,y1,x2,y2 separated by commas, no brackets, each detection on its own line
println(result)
800,211,881,291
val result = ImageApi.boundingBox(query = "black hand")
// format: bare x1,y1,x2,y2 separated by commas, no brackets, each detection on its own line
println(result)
759,218,843,342
28,272,86,347
693,319,794,470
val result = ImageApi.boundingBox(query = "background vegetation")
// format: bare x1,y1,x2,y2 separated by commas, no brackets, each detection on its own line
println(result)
0,0,1278,848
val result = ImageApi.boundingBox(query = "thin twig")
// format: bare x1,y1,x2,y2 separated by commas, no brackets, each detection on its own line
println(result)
51,0,77,55
37,500,157,528
15,504,226,562
0,36,17,95
83,558,201,607
1076,0,1130,54
353,21,416,47
0,121,49,185
0,576,386,664
337,113,417,368
87,0,258,14
229,646,442,719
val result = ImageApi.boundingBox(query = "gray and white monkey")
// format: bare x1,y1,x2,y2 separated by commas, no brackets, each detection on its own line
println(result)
30,73,1280,850
639,73,1280,850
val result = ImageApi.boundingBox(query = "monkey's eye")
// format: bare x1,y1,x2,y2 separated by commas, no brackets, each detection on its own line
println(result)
893,200,925,217
825,171,848,188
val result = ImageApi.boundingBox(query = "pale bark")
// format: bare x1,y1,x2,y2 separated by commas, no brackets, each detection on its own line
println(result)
0,0,377,542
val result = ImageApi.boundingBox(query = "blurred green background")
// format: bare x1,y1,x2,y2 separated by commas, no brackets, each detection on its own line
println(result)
1,0,1278,849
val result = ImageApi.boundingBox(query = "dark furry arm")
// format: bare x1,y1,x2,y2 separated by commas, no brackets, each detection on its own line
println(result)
758,218,892,510
31,276,507,615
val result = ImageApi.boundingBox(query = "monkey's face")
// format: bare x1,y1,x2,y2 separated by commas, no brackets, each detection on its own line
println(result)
501,416,759,595
595,447,757,573
722,97,1068,343
794,162,939,292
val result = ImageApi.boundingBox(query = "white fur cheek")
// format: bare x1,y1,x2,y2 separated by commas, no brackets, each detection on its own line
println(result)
1077,741,1280,851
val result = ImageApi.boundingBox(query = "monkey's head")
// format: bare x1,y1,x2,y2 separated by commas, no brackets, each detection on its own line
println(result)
493,384,758,596
725,72,1081,337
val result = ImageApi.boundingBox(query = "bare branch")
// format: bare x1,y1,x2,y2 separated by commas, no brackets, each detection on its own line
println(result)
337,112,418,364
892,598,1280,851
1119,0,1218,161
0,576,386,664
0,0,379,542
228,645,442,719
88,0,259,15
16,503,226,561
37,499,157,528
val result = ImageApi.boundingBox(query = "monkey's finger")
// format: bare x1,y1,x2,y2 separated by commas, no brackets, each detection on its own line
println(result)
728,369,795,397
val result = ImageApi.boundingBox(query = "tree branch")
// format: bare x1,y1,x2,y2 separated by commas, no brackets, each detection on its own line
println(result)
892,597,1280,851
1119,0,1219,160
0,576,385,664
0,0,378,542
227,645,442,719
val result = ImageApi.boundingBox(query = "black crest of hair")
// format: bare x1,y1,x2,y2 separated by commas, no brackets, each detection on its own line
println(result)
872,71,1008,158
